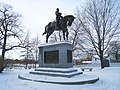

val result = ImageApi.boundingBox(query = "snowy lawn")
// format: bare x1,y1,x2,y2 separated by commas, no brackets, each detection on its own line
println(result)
0,64,120,90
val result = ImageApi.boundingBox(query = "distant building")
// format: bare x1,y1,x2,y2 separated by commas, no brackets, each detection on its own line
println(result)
92,55,100,64
73,48,93,64
108,41,120,62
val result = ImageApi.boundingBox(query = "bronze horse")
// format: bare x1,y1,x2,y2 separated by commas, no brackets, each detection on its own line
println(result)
42,15,75,43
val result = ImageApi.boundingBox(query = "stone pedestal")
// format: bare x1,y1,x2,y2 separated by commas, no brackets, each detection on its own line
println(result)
38,41,73,68
19,41,99,84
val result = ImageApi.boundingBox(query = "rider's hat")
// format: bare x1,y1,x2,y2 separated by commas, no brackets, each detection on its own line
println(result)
56,8,59,11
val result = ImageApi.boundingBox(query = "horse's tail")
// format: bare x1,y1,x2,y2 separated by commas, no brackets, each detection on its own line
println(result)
43,22,52,35
42,26,47,35
42,25,48,35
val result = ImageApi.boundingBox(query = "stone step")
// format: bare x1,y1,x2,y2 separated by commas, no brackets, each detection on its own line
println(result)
35,67,78,73
18,72,99,85
29,70,83,78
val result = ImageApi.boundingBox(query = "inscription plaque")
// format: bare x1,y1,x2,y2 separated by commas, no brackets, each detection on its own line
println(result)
44,50,59,64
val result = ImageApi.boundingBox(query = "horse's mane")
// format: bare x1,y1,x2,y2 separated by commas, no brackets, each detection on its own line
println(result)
64,15,75,18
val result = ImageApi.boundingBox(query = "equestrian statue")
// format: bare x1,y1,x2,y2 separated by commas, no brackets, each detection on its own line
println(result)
42,8,75,43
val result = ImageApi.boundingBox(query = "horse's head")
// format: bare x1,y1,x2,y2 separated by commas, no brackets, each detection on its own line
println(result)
64,15,75,26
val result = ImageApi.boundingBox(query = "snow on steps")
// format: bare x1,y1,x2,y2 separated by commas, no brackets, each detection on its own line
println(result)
29,67,82,78
18,67,99,85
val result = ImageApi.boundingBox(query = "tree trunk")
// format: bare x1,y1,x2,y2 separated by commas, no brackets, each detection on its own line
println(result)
2,29,7,58
100,51,104,69
1,29,7,72
115,50,119,61
0,56,4,73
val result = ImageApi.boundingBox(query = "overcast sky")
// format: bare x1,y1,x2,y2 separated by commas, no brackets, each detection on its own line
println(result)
0,0,86,58
0,0,85,40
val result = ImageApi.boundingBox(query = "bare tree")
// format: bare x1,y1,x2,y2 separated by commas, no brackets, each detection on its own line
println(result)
31,33,41,61
20,32,34,69
20,32,34,60
76,0,120,68
68,19,83,58
69,18,86,49
109,41,120,62
19,32,41,69
20,32,41,60
0,3,23,72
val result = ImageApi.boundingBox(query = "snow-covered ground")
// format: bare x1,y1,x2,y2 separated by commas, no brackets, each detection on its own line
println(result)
0,63,120,90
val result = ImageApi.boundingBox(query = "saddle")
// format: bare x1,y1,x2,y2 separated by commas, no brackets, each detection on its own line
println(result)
48,21,59,30
55,21,60,30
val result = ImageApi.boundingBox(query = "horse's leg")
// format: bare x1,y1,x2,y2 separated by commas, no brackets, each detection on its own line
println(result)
46,30,54,43
64,28,69,40
46,33,50,43
59,31,61,41
66,31,69,40
46,34,48,43
63,31,65,40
